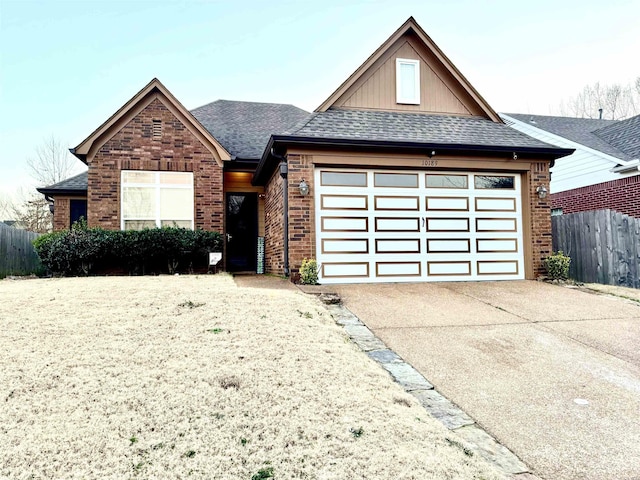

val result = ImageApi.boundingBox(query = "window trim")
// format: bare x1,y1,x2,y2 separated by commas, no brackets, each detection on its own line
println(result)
396,58,420,105
120,170,194,230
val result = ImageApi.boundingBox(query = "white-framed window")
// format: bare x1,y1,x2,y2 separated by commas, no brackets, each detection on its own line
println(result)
396,58,420,105
121,170,194,230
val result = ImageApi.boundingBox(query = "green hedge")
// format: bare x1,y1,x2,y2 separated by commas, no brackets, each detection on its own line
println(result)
33,224,222,276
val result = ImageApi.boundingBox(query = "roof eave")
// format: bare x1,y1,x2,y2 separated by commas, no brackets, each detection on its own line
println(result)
610,159,640,173
36,187,88,196
252,135,574,185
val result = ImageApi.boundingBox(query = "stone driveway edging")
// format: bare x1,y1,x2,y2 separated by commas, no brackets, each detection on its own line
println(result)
324,302,538,480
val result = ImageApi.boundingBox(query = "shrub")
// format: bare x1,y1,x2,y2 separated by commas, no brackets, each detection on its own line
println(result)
33,227,222,276
544,251,571,281
299,258,319,285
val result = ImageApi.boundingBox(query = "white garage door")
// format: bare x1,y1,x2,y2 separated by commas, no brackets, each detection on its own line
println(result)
314,168,525,284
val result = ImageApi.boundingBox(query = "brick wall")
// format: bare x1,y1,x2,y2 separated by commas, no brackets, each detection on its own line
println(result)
286,154,315,280
529,161,552,277
87,97,223,231
552,175,640,218
263,154,315,278
264,169,285,275
53,197,70,231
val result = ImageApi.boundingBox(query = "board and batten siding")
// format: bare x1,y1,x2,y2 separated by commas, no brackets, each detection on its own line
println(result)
501,114,637,194
334,37,479,115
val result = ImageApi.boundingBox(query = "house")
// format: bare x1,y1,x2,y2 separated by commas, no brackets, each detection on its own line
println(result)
501,113,640,218
37,17,572,284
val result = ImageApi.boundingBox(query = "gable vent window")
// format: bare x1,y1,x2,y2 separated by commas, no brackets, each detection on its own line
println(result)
152,119,162,139
396,58,420,105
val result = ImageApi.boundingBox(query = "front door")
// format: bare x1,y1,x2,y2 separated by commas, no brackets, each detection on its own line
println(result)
226,193,258,272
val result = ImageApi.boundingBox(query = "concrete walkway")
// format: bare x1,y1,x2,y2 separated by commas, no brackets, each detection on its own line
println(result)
333,281,640,480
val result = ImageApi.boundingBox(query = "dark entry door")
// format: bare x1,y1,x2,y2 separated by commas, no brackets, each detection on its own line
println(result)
226,193,258,272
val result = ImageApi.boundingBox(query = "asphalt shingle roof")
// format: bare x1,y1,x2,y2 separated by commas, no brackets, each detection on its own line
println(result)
506,113,633,160
37,171,88,193
191,100,310,159
286,109,557,150
593,114,640,159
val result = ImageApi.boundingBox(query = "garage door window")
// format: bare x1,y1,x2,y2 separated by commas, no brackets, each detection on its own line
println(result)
320,171,367,187
474,175,515,189
426,174,468,189
374,172,418,188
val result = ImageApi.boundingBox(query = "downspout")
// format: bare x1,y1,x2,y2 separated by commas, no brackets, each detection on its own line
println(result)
271,149,290,276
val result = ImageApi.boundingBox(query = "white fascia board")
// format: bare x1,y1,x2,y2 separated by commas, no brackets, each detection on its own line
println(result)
610,159,640,173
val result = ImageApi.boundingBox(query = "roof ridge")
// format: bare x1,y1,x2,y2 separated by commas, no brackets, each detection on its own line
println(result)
191,99,307,111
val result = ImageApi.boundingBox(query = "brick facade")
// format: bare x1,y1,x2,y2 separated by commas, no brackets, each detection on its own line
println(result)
286,154,315,280
87,98,224,232
264,169,285,275
529,161,552,277
52,197,70,231
552,175,640,218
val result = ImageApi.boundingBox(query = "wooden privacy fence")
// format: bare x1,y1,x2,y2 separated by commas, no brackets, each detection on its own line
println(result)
0,224,42,278
552,209,640,288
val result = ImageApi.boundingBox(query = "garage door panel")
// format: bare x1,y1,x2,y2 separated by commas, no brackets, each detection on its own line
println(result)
376,261,422,277
425,196,469,211
322,262,370,278
475,197,516,212
321,194,368,210
476,238,518,253
375,239,421,253
374,196,419,210
426,218,470,232
321,216,368,232
475,218,517,232
427,261,472,276
427,238,471,253
477,260,519,275
321,238,369,254
375,217,420,232
316,168,524,283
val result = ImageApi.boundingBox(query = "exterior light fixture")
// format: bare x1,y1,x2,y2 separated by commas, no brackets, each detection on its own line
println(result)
299,179,310,196
536,185,548,199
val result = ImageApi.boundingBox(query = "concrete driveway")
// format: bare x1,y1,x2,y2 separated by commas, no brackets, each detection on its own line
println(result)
333,281,640,480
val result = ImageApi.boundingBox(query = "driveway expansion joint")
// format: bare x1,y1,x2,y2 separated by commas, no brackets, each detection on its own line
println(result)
324,301,535,479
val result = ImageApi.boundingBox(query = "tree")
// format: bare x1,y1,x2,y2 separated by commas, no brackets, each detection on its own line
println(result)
8,136,80,233
559,78,640,120
27,135,77,187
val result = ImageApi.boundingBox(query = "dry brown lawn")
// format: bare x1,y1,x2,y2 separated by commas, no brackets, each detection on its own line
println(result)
0,274,504,479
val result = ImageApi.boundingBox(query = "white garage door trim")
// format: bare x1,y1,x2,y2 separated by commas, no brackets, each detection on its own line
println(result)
314,168,525,284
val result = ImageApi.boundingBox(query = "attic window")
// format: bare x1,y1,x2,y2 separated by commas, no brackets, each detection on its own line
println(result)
396,58,420,105
152,119,162,139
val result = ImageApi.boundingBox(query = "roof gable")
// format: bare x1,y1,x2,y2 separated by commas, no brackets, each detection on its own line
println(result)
72,78,231,165
316,17,501,122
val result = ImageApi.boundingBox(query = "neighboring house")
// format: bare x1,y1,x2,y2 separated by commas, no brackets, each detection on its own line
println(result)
501,113,640,217
37,17,572,284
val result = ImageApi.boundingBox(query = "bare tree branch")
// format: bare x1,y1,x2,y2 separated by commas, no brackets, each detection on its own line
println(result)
559,79,640,119
26,135,76,187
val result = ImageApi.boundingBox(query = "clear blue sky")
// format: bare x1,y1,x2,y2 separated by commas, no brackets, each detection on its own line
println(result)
1,0,638,199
